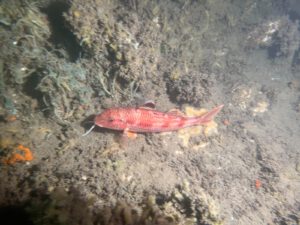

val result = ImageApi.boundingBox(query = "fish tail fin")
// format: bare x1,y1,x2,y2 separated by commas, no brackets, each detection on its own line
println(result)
198,105,224,124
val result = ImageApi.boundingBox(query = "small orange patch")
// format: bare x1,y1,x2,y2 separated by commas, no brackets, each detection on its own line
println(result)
5,115,17,122
223,119,230,126
126,131,137,139
255,179,262,189
3,144,33,165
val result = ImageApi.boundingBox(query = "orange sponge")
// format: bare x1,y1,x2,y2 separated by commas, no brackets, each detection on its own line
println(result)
3,144,33,165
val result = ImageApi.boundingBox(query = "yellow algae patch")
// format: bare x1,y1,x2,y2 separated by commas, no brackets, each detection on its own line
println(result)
204,120,219,136
177,106,219,149
178,126,203,147
252,101,269,115
192,142,210,151
185,105,207,117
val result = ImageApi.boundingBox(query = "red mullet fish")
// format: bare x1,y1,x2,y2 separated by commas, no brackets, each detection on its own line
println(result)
83,102,224,137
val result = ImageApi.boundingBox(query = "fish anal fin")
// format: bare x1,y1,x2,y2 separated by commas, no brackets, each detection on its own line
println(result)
167,109,185,117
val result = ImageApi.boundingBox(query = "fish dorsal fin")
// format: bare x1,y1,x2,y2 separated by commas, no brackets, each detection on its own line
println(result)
167,109,185,117
138,100,156,110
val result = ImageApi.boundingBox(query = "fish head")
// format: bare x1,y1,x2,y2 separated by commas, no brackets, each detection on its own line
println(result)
94,109,127,130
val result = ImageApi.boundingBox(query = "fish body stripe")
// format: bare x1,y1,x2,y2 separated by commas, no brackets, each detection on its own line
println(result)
127,110,195,132
97,108,198,132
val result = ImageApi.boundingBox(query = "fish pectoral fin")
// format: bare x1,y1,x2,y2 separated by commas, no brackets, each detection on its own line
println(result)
167,109,185,117
123,128,137,139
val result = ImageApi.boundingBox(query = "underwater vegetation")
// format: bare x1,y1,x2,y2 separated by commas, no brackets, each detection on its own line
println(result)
2,0,300,225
